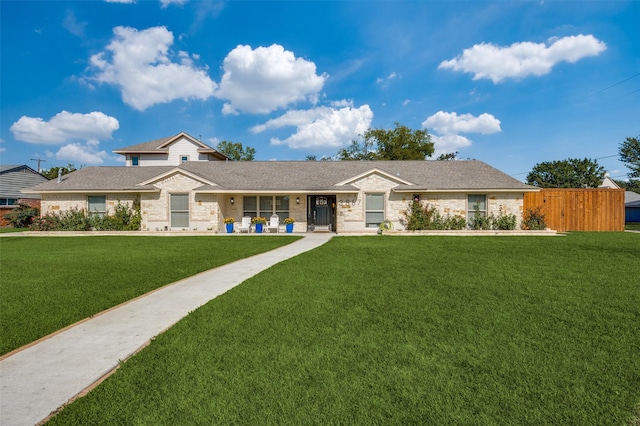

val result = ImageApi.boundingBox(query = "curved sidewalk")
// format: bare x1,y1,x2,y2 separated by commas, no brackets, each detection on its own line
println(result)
0,234,333,426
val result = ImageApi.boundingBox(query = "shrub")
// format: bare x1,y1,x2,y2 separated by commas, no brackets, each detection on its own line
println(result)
3,203,39,228
30,213,61,231
522,206,547,230
492,205,517,230
404,200,467,230
469,203,491,230
29,200,141,232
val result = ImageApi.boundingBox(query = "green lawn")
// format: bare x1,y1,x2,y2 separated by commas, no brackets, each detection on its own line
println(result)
0,227,28,233
626,222,640,231
46,233,640,425
0,236,299,355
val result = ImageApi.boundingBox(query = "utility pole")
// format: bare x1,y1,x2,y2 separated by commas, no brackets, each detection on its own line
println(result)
30,158,46,173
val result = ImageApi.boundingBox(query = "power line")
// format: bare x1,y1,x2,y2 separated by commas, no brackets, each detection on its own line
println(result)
588,73,640,97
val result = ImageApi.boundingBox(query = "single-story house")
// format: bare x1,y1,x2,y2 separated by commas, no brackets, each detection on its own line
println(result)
625,191,640,222
0,165,49,226
23,132,540,233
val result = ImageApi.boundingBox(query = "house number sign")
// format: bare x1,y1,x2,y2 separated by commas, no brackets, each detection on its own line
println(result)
338,199,360,207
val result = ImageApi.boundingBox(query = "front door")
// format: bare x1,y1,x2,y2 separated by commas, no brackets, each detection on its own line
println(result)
308,195,335,231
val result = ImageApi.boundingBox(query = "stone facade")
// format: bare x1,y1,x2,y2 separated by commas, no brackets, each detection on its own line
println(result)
35,170,527,233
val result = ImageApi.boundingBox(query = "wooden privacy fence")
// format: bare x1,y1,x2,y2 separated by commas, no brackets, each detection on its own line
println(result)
523,188,625,232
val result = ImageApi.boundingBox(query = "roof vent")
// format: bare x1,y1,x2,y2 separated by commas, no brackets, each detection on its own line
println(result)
57,168,62,183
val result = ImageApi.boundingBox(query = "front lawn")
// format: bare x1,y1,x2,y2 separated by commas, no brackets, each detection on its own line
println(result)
626,222,640,231
48,233,640,425
0,236,299,355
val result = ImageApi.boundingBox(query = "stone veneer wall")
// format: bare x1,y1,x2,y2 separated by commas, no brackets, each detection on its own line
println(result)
141,173,218,231
335,173,526,232
41,194,137,217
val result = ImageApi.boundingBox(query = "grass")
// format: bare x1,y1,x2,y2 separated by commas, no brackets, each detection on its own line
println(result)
0,227,28,233
0,235,299,355
626,222,640,231
45,233,640,425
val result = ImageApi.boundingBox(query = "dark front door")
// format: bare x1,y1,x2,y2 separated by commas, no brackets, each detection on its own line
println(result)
308,195,335,231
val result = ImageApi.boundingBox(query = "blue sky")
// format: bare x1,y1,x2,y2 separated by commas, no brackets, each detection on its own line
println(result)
1,0,638,182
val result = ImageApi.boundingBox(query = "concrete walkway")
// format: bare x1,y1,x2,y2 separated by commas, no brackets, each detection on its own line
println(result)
0,234,333,426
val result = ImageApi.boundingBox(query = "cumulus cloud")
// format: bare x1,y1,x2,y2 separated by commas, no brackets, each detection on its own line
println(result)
10,111,119,165
10,111,119,145
88,26,217,110
439,34,606,83
422,111,501,154
54,141,111,164
215,44,327,115
423,111,501,135
251,104,373,149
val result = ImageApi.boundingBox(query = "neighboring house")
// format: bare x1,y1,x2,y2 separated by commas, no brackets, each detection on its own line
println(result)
625,191,640,222
23,132,539,233
0,165,49,226
599,175,621,189
112,132,229,166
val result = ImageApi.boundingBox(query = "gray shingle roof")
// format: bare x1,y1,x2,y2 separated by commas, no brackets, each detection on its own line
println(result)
24,160,537,194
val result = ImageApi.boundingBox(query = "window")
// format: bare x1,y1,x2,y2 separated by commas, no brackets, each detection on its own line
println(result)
0,198,17,206
243,196,257,218
467,194,487,219
131,156,139,166
170,194,189,228
365,193,384,228
243,195,289,220
180,155,189,163
88,196,106,217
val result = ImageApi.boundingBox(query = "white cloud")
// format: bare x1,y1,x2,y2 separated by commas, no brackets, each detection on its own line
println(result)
105,0,135,3
422,111,501,135
160,0,186,7
54,142,111,164
88,26,217,110
10,111,119,145
376,72,400,89
215,44,328,114
439,34,606,83
251,105,373,149
63,10,87,37
422,111,501,155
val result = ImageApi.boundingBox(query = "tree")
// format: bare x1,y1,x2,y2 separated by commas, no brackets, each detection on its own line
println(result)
216,141,256,161
337,123,435,161
437,151,459,161
41,164,77,180
613,178,640,194
619,135,640,178
526,158,605,188
305,154,333,161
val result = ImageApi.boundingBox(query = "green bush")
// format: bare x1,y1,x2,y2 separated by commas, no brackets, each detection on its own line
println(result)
469,203,491,230
522,206,547,230
404,200,467,230
29,201,141,231
491,206,517,230
3,203,39,228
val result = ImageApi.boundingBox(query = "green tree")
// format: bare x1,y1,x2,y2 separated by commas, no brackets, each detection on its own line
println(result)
216,141,256,161
613,178,640,194
619,135,640,178
526,158,605,188
41,164,77,180
437,151,459,161
337,123,435,161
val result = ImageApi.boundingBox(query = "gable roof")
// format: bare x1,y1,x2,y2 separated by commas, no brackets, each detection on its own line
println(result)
113,132,228,160
0,165,49,198
24,160,537,194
